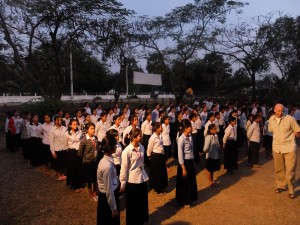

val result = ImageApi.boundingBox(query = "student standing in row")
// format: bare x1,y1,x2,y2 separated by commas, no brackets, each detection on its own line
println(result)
247,115,262,168
122,115,139,147
107,129,123,176
141,112,152,166
203,124,221,187
176,119,198,208
223,117,238,174
263,112,274,160
28,114,43,167
120,128,149,225
65,119,83,192
20,112,31,160
50,116,68,181
95,112,108,146
40,114,53,175
97,135,119,225
162,115,172,159
147,122,168,194
78,122,99,201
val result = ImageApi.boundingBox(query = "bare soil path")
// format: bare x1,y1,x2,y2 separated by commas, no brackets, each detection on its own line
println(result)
0,138,299,225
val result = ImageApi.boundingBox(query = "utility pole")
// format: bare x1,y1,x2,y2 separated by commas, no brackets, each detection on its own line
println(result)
70,44,74,101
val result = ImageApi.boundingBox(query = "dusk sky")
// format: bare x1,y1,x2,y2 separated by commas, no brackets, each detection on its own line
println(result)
120,0,300,18
109,0,300,73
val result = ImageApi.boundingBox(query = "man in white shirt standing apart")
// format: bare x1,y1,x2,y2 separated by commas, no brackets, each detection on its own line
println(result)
268,103,300,199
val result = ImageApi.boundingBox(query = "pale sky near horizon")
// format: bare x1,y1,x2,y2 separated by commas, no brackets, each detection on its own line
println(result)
108,0,300,73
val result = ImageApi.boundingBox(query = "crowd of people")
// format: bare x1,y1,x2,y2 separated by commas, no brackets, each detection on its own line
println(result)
4,98,300,225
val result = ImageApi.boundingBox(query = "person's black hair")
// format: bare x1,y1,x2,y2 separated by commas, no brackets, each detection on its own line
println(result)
182,119,191,131
153,122,162,133
101,135,117,154
106,129,118,138
207,124,217,135
189,112,196,120
129,128,142,141
144,112,151,121
85,122,95,131
113,114,120,123
83,113,90,119
207,112,215,122
162,115,169,123
68,119,79,135
253,114,261,121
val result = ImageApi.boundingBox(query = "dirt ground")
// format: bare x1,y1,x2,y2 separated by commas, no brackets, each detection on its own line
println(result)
0,136,299,225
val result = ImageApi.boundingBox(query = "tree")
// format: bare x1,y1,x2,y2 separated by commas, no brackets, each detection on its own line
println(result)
213,16,271,100
262,16,300,91
134,0,246,103
0,0,131,99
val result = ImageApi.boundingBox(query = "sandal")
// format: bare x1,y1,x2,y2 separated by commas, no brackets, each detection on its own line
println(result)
289,194,296,199
275,188,284,194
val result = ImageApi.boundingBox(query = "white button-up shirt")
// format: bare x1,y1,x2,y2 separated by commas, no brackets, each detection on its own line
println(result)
49,126,67,153
120,143,149,189
91,115,99,125
247,121,260,143
223,124,237,143
200,111,208,127
112,142,123,166
109,124,123,143
97,155,119,210
268,115,300,153
162,124,171,146
141,120,152,136
65,130,82,150
95,120,108,142
41,122,54,145
29,123,42,138
147,133,164,156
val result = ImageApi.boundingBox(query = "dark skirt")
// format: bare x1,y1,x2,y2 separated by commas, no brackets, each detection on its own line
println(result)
142,134,151,166
198,127,205,153
115,164,121,177
126,182,148,225
263,135,272,150
97,189,120,225
41,144,52,164
53,150,67,174
6,132,12,151
149,152,168,192
176,159,198,205
218,125,225,144
205,158,221,172
192,133,200,163
163,145,172,159
224,140,238,170
248,141,260,165
21,138,30,159
264,135,273,157
82,161,97,183
28,137,43,166
66,149,83,189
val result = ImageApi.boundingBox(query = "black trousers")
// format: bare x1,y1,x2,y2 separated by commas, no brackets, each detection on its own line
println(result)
248,141,260,165
97,189,120,225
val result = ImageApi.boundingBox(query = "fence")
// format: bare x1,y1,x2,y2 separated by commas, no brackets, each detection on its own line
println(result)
0,93,176,104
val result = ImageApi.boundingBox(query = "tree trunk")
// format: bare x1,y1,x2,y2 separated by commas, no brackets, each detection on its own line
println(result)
251,72,256,101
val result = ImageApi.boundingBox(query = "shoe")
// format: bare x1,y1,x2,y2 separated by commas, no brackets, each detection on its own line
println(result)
275,188,284,194
252,164,261,168
57,176,65,181
289,194,296,199
210,183,218,188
